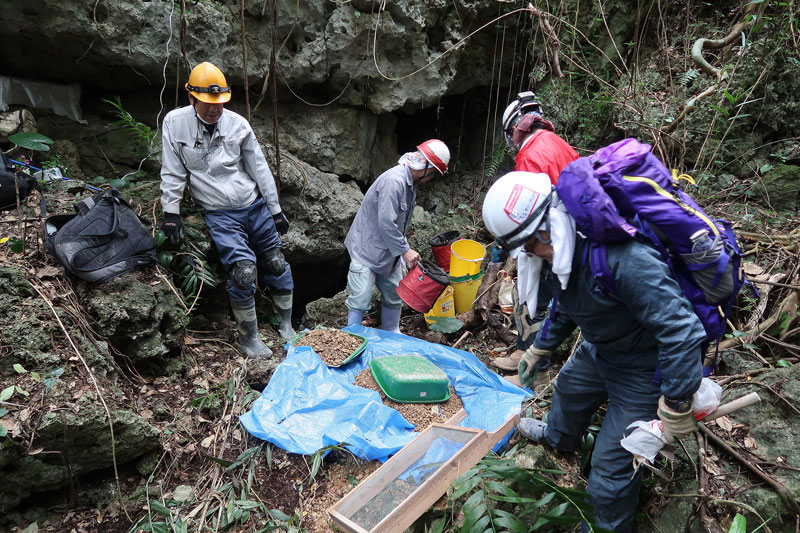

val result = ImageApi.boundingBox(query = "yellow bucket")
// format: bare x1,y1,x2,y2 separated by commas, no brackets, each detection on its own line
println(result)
449,239,486,278
451,272,483,315
424,285,456,325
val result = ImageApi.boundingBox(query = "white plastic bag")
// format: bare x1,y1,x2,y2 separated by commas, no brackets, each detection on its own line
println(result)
620,378,723,465
33,167,64,184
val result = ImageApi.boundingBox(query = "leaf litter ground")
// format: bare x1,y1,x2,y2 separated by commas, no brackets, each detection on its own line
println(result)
2,194,793,532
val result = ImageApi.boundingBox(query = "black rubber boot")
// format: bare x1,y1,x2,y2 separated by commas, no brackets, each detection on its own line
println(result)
230,296,273,358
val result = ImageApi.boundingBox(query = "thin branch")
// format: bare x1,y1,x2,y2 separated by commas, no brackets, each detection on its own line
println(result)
698,423,800,515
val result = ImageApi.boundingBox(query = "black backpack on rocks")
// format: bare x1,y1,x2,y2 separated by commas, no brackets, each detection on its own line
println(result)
44,187,157,283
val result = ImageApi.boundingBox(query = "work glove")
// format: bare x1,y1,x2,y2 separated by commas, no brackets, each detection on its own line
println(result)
160,213,185,247
518,346,552,388
657,396,696,443
273,212,289,235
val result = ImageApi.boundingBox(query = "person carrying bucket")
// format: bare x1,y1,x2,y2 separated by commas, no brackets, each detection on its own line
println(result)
491,92,578,382
344,140,450,333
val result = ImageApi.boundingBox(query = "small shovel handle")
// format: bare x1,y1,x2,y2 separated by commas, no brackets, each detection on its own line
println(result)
701,392,761,422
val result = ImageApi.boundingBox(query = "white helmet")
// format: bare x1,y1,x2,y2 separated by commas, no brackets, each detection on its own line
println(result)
417,139,450,175
501,91,543,149
482,171,553,256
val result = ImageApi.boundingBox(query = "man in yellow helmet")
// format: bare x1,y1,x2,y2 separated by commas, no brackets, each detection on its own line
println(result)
159,62,294,358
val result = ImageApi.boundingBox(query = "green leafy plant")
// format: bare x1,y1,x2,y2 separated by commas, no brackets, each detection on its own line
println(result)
157,244,218,310
428,316,464,334
8,132,53,151
92,170,145,190
176,254,217,308
187,377,238,417
103,96,158,158
131,442,302,532
484,140,509,182
39,154,71,178
444,454,604,532
187,385,223,416
729,513,746,533
678,68,701,87
1,236,24,254
306,443,358,484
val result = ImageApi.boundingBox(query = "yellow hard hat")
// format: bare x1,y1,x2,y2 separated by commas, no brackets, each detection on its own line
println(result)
185,62,231,104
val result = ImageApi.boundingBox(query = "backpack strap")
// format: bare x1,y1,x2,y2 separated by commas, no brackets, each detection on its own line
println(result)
75,196,96,215
539,290,558,341
72,192,124,239
586,240,620,300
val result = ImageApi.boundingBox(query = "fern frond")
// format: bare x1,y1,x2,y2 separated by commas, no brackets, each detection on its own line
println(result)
485,140,510,180
678,68,700,87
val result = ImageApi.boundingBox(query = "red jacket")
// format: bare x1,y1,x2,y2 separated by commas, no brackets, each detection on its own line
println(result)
514,130,578,185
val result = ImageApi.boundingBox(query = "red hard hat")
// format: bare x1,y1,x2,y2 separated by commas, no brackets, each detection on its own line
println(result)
417,139,450,175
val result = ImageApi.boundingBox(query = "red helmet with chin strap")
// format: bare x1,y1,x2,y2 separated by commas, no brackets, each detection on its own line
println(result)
417,139,450,175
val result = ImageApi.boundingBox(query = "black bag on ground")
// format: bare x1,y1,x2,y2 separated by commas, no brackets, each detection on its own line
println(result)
44,187,157,283
0,152,43,213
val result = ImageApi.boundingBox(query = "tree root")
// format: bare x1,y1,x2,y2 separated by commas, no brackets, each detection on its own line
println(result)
717,289,799,352
528,4,564,78
692,3,758,77
663,3,758,134
697,423,800,516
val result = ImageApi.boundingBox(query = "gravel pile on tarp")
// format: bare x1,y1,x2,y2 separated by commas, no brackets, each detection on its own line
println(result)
294,328,362,366
354,368,463,430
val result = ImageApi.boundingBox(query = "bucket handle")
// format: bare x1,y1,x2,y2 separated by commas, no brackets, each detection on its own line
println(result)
451,247,485,263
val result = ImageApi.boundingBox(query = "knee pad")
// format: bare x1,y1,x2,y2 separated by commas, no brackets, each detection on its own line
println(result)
258,248,287,276
230,260,257,289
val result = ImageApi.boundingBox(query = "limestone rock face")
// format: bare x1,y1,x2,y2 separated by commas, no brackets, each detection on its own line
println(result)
0,405,161,514
0,267,63,374
74,272,189,370
0,1,499,114
757,163,800,211
263,146,364,264
254,106,398,184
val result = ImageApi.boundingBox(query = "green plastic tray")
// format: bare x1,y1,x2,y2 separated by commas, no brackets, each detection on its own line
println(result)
369,355,451,403
289,328,368,368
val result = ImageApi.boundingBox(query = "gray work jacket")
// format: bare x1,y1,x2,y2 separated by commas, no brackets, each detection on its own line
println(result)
345,165,416,277
160,106,281,215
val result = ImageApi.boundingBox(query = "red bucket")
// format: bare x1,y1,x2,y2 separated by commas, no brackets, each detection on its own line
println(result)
430,230,461,273
397,260,450,313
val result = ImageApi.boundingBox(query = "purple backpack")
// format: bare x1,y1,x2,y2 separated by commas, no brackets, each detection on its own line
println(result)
556,138,750,374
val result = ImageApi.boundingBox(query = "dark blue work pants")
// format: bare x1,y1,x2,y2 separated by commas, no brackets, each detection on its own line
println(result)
545,341,661,533
204,197,294,300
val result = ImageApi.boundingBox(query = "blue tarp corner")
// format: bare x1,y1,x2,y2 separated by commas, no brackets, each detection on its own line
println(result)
240,325,530,462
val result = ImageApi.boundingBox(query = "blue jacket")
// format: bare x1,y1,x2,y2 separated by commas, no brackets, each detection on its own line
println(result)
534,235,706,400
345,165,416,277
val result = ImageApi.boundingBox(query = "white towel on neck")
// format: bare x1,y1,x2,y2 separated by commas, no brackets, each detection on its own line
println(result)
516,197,576,318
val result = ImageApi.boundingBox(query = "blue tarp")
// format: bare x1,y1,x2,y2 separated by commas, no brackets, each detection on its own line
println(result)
239,325,530,462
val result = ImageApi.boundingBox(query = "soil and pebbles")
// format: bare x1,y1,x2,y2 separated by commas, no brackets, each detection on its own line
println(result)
293,328,364,366
354,368,463,429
